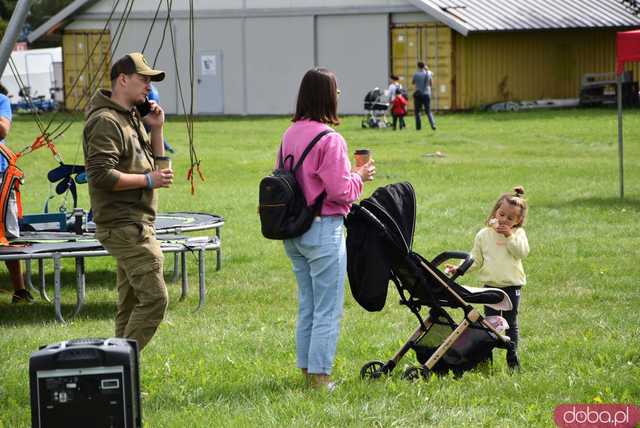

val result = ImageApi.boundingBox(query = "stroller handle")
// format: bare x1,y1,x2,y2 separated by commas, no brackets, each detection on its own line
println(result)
430,251,474,280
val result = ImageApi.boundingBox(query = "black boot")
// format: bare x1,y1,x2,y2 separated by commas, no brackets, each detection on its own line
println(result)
507,350,520,372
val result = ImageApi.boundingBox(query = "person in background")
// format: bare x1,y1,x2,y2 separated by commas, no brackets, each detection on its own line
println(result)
280,68,375,390
387,75,402,101
0,83,33,304
391,90,408,131
147,84,175,153
83,53,172,351
412,61,436,131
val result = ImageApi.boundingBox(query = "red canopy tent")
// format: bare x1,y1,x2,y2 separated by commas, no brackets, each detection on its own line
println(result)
617,30,640,75
615,30,640,198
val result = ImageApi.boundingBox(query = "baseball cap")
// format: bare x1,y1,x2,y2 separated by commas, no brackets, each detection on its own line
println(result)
110,52,165,82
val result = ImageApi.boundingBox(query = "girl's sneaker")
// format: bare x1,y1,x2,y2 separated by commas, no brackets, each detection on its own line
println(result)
507,352,520,372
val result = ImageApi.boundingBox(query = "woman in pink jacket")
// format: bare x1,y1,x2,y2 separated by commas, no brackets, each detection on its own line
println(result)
281,68,376,390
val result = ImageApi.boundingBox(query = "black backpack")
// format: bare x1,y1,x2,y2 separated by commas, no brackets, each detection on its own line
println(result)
259,130,332,240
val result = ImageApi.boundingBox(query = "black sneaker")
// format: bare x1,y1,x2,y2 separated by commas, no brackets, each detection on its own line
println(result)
12,288,35,304
507,352,520,372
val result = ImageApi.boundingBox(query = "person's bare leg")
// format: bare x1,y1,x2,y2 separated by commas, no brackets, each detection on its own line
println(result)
6,260,24,291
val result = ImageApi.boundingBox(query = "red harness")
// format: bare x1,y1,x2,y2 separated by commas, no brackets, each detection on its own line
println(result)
0,144,24,245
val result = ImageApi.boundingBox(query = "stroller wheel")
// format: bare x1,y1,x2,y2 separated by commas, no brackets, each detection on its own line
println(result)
360,360,385,380
401,366,421,382
361,120,367,129
401,366,432,382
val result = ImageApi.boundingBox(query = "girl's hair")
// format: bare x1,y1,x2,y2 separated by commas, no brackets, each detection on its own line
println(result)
292,68,340,125
487,186,528,227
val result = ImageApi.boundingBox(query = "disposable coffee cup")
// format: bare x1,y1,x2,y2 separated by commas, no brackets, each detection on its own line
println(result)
155,156,172,171
354,149,371,167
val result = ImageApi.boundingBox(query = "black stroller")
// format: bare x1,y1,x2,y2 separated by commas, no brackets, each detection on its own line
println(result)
345,182,514,380
361,88,390,129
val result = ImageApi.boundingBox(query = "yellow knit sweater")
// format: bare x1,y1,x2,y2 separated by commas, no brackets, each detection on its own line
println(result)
466,226,529,287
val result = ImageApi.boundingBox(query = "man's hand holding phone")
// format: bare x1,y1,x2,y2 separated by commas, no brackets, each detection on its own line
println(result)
142,100,165,130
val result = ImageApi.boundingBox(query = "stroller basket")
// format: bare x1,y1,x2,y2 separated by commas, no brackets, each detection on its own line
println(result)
414,314,502,375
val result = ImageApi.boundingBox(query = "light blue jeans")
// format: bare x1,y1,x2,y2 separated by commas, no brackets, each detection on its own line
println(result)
284,216,346,375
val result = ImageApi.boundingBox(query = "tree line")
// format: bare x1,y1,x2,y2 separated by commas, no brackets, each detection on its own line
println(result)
0,0,75,46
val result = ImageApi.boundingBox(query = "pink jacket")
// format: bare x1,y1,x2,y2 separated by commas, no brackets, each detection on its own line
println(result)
280,120,363,217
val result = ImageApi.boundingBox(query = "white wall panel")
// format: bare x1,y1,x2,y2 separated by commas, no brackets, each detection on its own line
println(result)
66,3,396,115
245,16,314,114
85,0,246,14
245,0,409,9
105,17,243,115
391,12,437,24
194,18,244,114
317,14,389,114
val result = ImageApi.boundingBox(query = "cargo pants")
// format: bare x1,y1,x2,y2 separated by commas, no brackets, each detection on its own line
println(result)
96,223,168,351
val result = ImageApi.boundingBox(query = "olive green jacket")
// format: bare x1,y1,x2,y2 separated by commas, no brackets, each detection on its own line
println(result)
83,89,157,228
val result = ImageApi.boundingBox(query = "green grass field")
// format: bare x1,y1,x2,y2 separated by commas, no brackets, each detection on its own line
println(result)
0,108,638,427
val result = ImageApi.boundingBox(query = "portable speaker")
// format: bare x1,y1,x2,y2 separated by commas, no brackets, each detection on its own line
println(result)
29,338,141,428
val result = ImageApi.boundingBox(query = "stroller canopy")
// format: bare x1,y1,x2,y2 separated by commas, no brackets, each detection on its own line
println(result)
362,182,416,255
345,182,416,311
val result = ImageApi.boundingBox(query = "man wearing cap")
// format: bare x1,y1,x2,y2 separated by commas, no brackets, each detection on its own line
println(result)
83,52,173,351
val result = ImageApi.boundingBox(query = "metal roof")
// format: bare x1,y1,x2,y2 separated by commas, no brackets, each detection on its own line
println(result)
408,0,640,35
29,0,640,42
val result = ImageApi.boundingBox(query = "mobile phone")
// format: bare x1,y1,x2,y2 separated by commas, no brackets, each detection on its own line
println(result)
136,97,152,117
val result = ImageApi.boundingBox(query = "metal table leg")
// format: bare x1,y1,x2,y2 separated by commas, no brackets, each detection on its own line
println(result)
195,246,206,312
38,259,51,303
179,251,188,301
53,255,65,323
170,252,180,283
25,260,38,295
73,257,86,317
216,228,221,271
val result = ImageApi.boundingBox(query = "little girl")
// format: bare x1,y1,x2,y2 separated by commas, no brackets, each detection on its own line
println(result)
453,187,529,370
391,92,408,130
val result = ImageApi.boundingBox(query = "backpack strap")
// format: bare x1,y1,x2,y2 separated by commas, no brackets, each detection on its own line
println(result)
295,129,333,212
292,129,333,173
277,144,292,170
